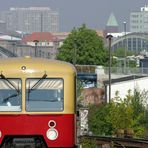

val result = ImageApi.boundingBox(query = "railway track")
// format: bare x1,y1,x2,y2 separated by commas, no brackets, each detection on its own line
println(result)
79,135,148,148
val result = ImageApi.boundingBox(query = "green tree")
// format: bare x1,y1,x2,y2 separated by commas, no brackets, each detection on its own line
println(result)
113,48,135,57
80,137,98,148
113,48,137,67
88,90,148,137
88,104,113,136
57,24,109,66
106,101,133,131
143,109,148,130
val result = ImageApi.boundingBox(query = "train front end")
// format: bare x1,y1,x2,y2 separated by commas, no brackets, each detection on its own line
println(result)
0,57,77,148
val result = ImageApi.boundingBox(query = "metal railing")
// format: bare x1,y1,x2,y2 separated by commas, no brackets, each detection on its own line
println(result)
0,46,17,57
104,67,148,76
75,65,148,76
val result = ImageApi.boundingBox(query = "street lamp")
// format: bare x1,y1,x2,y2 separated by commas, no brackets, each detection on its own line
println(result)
106,34,113,102
123,21,127,73
33,40,39,57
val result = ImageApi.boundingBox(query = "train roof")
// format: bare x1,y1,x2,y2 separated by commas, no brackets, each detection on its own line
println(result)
0,57,76,75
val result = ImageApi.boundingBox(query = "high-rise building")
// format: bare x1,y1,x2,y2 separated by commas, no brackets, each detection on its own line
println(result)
0,7,59,33
130,5,148,32
0,20,7,33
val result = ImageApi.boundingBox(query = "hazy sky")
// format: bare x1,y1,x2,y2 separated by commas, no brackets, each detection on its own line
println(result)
0,0,147,32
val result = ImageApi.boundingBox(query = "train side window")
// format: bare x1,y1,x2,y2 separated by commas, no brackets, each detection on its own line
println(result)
26,78,64,112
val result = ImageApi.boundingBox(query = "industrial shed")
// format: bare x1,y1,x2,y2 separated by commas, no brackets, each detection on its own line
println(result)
104,75,148,104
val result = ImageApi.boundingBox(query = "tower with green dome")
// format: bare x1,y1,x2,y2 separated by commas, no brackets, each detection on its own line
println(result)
106,13,119,33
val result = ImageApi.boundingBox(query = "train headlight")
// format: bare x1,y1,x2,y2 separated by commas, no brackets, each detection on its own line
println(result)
46,129,58,140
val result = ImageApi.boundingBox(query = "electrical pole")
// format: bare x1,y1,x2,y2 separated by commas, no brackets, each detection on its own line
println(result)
106,34,113,102
123,21,127,74
34,40,39,57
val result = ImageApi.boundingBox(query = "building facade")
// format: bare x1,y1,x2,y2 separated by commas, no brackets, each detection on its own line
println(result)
0,7,59,33
20,32,59,59
0,20,7,33
130,5,148,32
0,32,59,59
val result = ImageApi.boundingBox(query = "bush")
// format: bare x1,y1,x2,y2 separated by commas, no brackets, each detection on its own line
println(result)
80,137,98,148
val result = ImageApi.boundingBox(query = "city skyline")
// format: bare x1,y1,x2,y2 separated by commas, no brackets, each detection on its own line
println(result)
0,7,59,33
0,0,147,32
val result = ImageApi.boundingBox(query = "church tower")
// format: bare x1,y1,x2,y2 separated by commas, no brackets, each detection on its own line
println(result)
106,13,119,33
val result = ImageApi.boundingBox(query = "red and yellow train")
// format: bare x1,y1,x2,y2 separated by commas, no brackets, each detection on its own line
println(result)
0,57,77,148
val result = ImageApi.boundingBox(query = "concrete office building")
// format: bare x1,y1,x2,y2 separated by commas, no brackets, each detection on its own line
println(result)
0,7,59,33
130,5,148,32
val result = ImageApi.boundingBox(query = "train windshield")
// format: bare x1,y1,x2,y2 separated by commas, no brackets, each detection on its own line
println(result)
0,78,22,112
26,78,64,112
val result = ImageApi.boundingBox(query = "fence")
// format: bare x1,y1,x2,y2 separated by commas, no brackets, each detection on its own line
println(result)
75,65,148,76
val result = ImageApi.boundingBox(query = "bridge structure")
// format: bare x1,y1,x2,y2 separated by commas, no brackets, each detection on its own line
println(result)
0,46,17,58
